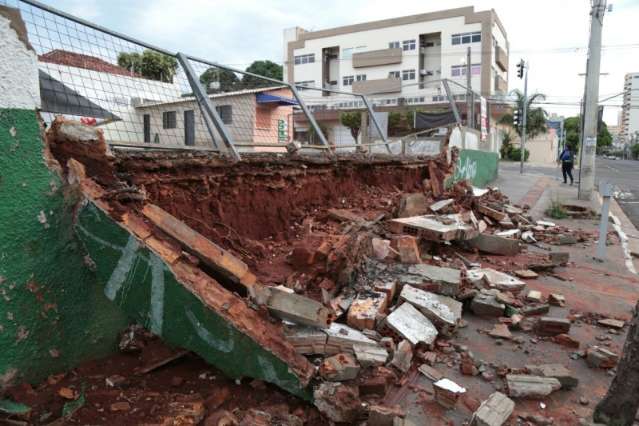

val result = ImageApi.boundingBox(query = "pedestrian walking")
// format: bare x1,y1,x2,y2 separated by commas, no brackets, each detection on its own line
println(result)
558,146,574,185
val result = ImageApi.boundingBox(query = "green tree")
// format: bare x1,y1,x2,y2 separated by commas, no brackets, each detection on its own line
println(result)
117,50,178,83
498,89,548,139
340,111,362,142
242,60,283,89
199,68,240,93
632,143,639,160
563,115,613,153
500,129,514,159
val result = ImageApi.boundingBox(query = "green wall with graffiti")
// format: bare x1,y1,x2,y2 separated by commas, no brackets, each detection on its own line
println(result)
451,149,499,188
0,108,129,390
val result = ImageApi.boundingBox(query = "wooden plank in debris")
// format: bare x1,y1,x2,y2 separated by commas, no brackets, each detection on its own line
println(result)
476,204,507,222
142,204,256,287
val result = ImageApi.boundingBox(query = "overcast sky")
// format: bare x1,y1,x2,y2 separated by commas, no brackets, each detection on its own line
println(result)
38,0,639,123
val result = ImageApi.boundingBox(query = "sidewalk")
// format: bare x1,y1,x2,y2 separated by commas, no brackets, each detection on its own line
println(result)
495,163,639,276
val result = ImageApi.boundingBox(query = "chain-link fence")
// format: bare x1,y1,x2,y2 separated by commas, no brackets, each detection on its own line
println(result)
3,0,490,159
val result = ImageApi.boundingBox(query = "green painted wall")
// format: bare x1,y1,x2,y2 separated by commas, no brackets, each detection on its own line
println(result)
0,108,309,398
0,109,128,388
76,203,310,399
451,149,499,188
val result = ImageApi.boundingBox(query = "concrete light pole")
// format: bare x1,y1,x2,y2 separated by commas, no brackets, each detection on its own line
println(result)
520,62,529,175
578,0,607,200
466,46,473,129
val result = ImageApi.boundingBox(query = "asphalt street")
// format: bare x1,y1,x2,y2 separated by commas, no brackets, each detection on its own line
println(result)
500,158,639,229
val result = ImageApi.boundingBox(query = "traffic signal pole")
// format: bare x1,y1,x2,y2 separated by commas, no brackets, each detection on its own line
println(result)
520,63,528,175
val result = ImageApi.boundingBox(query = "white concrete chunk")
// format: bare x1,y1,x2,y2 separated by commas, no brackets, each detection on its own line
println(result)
385,302,438,346
471,392,515,426
323,323,378,354
467,268,526,293
506,374,561,398
399,285,462,334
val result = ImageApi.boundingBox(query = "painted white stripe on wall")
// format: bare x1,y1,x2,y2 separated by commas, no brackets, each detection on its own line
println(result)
104,236,139,301
185,308,234,353
149,256,165,335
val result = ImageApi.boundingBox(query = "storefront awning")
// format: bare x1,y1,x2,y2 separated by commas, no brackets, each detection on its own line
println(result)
256,93,298,106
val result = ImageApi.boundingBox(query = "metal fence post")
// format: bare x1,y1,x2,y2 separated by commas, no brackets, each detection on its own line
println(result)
360,95,391,154
176,53,241,161
288,85,331,151
442,80,462,126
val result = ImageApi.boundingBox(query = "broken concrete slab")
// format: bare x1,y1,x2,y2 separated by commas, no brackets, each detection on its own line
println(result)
525,364,579,389
391,235,421,264
536,317,571,336
471,392,515,426
368,404,405,426
384,302,438,346
283,326,328,355
372,238,393,261
548,293,566,307
506,374,561,398
374,280,398,300
324,323,378,355
495,229,520,238
418,364,443,381
597,318,625,329
520,304,550,317
314,382,362,423
470,290,505,317
586,346,619,369
266,286,331,328
353,343,389,367
347,291,388,331
488,324,512,340
467,268,526,293
433,378,466,408
526,290,543,303
464,233,521,256
319,353,361,381
402,264,461,297
397,193,429,218
549,251,570,265
399,285,462,335
391,340,413,372
389,214,478,242
429,199,454,213
513,270,539,279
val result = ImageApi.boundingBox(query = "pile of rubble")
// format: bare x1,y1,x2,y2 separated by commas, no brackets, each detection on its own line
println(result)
250,182,621,425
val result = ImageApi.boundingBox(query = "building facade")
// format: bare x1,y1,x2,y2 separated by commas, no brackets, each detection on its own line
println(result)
283,6,509,103
620,72,639,144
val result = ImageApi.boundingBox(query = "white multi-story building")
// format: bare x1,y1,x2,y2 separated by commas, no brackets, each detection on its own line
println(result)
283,6,509,105
620,72,639,144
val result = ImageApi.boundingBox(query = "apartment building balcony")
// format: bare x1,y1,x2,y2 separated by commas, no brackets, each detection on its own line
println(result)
352,77,402,95
352,47,402,68
495,46,508,72
494,75,508,93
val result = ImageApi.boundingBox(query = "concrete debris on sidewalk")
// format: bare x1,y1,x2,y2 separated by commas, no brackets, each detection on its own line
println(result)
17,117,620,425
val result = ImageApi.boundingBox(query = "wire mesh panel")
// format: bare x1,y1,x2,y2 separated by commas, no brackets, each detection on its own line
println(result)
3,0,217,150
184,59,297,153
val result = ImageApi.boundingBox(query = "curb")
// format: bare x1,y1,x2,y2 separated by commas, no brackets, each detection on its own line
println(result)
595,191,639,275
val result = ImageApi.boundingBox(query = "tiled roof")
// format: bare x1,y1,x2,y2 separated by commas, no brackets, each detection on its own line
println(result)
39,49,139,77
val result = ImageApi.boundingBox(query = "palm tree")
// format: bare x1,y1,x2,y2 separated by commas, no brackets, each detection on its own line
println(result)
498,89,548,139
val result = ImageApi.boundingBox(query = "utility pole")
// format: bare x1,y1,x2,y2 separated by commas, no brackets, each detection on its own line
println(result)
516,59,528,174
466,46,473,128
578,0,607,200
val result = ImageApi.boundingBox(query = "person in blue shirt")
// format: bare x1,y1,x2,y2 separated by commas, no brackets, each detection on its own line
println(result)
558,146,574,185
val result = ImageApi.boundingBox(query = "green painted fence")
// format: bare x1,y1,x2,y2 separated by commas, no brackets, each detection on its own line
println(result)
451,149,500,188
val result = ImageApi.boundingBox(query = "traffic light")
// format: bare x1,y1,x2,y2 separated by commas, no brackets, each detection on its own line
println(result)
513,108,521,129
516,60,524,79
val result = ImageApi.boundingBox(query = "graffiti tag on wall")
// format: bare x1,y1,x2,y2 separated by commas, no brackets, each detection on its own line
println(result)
454,156,478,182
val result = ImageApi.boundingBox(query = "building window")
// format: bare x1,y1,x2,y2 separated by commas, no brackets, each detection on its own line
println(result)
389,41,400,49
162,111,176,129
402,39,416,51
356,74,366,82
294,53,315,65
451,31,481,45
294,80,315,88
388,71,400,79
451,64,481,77
343,75,354,86
215,105,232,124
143,114,150,143
402,69,416,81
